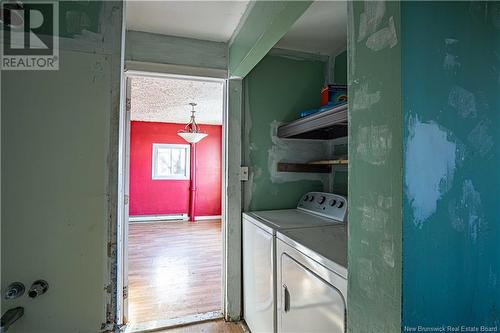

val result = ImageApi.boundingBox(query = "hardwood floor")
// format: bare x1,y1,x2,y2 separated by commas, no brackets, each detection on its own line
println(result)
128,220,222,325
155,320,246,333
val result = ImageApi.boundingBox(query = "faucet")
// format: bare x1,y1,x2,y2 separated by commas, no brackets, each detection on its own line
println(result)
0,307,24,332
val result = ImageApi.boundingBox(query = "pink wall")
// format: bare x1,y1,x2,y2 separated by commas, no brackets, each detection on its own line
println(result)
129,121,222,217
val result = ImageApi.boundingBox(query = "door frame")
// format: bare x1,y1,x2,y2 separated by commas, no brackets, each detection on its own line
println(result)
115,69,229,328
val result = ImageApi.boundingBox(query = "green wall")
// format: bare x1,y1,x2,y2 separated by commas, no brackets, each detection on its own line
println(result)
402,1,500,328
347,1,402,332
59,2,102,38
243,55,328,211
1,2,122,332
125,30,227,71
334,50,348,85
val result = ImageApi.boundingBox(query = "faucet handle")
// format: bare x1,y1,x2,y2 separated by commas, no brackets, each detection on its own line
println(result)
28,280,49,298
3,282,25,300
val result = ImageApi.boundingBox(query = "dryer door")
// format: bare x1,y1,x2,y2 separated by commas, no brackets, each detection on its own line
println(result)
279,253,345,333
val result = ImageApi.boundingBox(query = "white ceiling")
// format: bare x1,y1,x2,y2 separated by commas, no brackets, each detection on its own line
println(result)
126,1,347,56
130,76,223,125
276,1,347,56
126,0,250,42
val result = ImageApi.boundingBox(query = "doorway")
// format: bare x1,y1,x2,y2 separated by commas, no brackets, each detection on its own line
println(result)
122,72,226,332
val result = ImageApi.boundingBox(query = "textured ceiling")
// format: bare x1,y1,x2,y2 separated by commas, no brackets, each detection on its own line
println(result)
276,1,347,56
126,0,250,42
130,76,223,125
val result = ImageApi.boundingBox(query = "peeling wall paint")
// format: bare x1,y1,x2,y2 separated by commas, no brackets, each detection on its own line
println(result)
405,115,457,227
267,121,330,184
348,1,402,332
443,39,461,74
448,85,478,118
357,1,398,52
365,16,398,52
355,123,393,166
350,1,498,330
357,1,386,43
467,119,494,158
402,1,499,328
448,179,484,242
352,82,381,111
444,53,461,72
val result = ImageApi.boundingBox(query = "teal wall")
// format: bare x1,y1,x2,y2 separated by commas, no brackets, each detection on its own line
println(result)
402,1,500,328
347,1,402,332
243,55,328,211
334,50,348,85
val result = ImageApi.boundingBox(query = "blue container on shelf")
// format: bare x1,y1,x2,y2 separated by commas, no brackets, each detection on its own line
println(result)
328,84,348,107
299,108,319,118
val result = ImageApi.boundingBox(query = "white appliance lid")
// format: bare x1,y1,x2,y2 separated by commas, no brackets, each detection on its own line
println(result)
246,209,341,232
277,224,348,274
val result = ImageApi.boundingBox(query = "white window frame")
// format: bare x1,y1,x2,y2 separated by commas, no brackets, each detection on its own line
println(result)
151,143,190,180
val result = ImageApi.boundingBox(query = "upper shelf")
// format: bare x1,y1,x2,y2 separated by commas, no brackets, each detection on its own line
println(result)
277,104,348,140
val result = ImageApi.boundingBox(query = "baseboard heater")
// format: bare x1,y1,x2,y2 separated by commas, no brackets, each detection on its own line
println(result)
195,215,222,221
129,214,188,223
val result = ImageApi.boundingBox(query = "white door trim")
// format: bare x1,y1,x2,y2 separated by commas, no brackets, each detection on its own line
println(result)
116,76,132,326
116,69,231,327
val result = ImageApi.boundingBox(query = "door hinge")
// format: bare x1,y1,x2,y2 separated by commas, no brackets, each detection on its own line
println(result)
123,285,128,300
125,98,131,112
124,195,129,205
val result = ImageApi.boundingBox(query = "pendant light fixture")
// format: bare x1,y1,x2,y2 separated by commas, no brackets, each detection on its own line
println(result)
178,103,208,144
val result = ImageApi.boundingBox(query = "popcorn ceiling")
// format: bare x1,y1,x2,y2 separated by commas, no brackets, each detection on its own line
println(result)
130,76,224,125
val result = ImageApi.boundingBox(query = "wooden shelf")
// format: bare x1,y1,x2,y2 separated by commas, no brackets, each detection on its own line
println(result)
277,104,348,140
308,159,348,165
277,163,331,173
277,158,348,174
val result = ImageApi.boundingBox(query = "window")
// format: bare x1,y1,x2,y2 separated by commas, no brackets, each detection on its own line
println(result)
152,144,190,180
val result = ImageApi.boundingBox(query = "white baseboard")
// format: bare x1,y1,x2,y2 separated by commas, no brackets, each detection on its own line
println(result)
194,215,222,221
129,214,188,223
